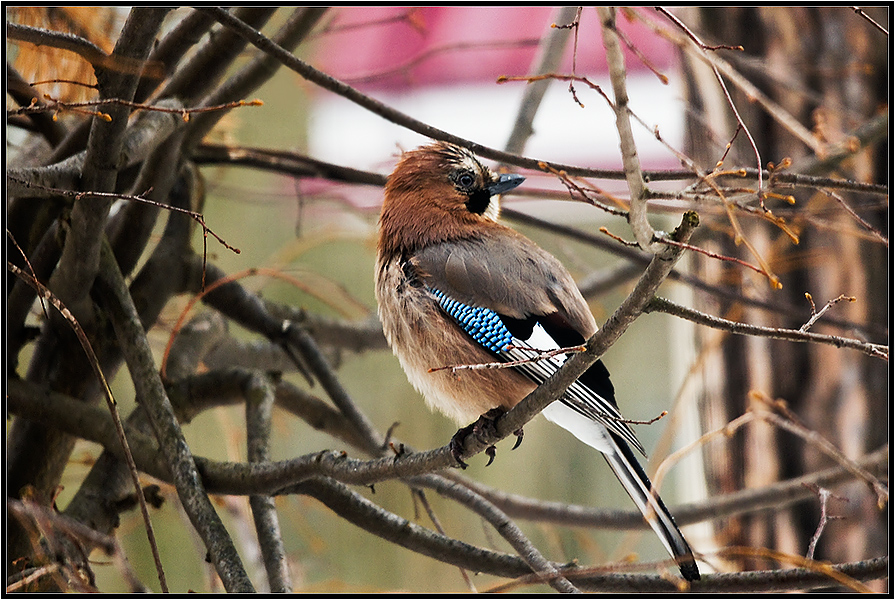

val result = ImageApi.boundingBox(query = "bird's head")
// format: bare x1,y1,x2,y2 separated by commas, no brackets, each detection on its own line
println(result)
378,142,525,256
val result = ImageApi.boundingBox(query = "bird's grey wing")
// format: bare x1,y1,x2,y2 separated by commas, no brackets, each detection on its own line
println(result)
410,232,597,337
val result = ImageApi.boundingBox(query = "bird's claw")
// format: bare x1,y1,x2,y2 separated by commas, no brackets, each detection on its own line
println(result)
449,427,472,469
450,407,507,468
511,427,524,450
484,445,497,466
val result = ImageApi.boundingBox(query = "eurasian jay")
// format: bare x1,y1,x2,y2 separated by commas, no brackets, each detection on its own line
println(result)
375,141,700,581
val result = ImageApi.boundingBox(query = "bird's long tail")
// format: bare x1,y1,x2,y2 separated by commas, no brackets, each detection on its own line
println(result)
541,401,700,581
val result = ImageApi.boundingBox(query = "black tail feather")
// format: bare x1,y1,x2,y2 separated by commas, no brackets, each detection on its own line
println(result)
604,432,700,581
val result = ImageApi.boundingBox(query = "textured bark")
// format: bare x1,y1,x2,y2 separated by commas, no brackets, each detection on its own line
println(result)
679,6,888,579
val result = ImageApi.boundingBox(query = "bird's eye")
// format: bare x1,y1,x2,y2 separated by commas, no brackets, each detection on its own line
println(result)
455,172,476,189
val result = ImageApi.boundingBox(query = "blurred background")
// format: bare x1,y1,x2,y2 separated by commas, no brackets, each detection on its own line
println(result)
7,6,888,593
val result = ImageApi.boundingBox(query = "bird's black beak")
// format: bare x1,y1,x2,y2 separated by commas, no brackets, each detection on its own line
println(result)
487,173,525,197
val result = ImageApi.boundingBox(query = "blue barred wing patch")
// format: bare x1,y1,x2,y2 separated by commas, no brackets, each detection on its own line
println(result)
428,287,513,353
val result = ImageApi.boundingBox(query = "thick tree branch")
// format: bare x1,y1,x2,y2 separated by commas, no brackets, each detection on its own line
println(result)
503,6,580,156
598,6,658,252
408,474,580,593
245,373,292,593
6,8,172,579
7,376,887,533
94,241,254,593
183,7,328,150
7,21,110,69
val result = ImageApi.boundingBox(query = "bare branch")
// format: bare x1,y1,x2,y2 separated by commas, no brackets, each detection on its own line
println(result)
427,344,586,375
409,474,581,593
598,7,659,252
503,6,580,155
645,296,887,360
799,293,857,333
7,21,108,69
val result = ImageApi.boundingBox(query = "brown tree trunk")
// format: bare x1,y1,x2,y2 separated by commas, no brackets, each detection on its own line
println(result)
679,6,888,581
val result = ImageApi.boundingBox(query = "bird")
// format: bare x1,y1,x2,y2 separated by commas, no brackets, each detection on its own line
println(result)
375,141,700,582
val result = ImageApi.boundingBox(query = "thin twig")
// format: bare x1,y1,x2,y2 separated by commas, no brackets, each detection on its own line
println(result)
750,392,888,508
653,389,888,511
821,188,889,247
715,546,874,593
6,230,51,322
427,344,586,375
8,94,263,123
850,6,888,35
600,226,641,247
615,8,670,84
14,178,240,255
799,293,857,333
803,483,847,561
5,563,61,593
347,38,541,86
6,175,240,292
497,72,613,107
656,235,770,277
552,7,584,106
503,6,579,156
537,162,629,216
410,488,477,592
314,8,423,36
410,474,581,593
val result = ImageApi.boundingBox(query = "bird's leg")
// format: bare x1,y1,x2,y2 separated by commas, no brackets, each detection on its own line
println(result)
450,407,506,468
